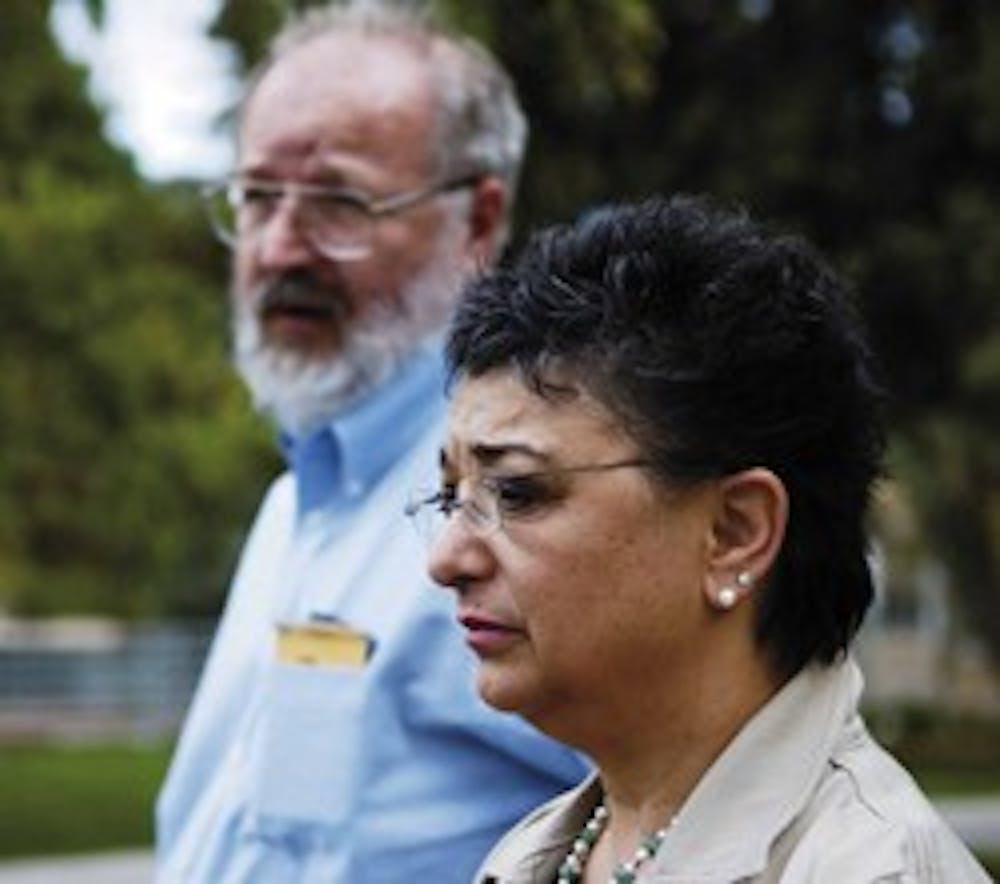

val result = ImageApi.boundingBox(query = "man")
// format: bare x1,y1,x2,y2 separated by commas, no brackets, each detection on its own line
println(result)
155,4,588,882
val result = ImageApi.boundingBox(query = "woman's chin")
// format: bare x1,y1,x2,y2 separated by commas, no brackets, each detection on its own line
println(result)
476,663,534,714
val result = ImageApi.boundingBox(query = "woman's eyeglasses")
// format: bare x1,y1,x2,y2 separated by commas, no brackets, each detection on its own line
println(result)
405,459,648,541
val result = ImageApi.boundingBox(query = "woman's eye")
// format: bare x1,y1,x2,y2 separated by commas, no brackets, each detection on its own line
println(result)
487,476,554,515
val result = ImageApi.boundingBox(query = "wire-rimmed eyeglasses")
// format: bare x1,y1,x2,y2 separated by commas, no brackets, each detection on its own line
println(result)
404,459,649,542
200,173,482,262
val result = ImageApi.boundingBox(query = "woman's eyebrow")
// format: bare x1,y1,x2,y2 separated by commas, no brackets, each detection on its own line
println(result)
470,442,553,468
439,442,556,472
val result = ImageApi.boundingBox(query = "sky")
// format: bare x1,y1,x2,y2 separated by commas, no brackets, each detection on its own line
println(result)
50,0,240,181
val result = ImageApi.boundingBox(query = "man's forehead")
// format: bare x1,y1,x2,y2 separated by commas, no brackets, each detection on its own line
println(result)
262,30,433,101
240,31,438,175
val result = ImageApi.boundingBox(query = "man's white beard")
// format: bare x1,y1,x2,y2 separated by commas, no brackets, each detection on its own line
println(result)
233,239,464,438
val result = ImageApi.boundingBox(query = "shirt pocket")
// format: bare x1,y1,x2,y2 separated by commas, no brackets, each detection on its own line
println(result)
247,658,368,831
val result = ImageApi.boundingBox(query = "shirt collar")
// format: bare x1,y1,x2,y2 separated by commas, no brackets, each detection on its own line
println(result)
281,344,446,515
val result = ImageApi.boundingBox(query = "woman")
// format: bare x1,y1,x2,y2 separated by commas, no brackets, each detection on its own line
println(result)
409,196,989,882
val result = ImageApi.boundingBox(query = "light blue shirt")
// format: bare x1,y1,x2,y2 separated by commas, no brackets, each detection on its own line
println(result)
155,345,589,883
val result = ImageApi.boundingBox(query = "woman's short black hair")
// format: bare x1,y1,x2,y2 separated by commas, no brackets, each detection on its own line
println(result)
446,194,887,678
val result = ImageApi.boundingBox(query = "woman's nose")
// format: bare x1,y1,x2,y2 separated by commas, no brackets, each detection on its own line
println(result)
427,514,493,593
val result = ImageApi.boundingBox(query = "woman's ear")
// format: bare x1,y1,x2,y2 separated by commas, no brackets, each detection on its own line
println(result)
704,468,788,611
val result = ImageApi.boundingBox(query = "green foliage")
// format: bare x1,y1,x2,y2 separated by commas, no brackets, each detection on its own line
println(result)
0,742,170,857
210,0,287,73
7,1,996,655
0,170,278,616
0,2,279,618
866,703,1000,780
0,7,128,187
438,0,1000,661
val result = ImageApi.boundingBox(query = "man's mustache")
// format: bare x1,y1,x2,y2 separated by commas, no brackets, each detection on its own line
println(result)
255,272,350,321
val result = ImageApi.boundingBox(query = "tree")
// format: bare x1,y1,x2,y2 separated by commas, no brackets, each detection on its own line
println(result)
8,0,994,660
0,0,278,617
210,0,998,657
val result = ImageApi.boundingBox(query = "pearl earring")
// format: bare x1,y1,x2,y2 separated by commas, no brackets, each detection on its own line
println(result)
717,586,737,609
737,571,753,589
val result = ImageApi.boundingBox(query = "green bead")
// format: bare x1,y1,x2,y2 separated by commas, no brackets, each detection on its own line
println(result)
557,861,581,883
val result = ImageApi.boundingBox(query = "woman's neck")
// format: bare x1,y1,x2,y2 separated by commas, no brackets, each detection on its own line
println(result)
581,649,783,874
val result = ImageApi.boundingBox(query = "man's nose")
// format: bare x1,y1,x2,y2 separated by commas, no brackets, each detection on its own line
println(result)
254,199,315,269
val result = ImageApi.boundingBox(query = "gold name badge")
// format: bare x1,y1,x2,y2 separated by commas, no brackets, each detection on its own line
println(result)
275,621,375,669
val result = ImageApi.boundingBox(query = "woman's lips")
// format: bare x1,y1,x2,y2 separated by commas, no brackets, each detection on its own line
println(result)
458,614,523,656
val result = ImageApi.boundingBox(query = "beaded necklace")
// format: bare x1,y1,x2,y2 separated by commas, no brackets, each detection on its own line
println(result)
556,802,676,884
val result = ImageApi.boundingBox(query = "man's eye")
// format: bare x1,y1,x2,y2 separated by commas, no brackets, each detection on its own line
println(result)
236,184,280,216
313,190,362,208
241,183,277,203
486,476,553,515
307,193,367,224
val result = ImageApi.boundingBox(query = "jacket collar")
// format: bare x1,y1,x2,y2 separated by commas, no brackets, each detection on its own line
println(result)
649,657,862,880
480,775,603,883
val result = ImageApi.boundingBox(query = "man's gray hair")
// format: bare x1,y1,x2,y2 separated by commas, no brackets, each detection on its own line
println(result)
242,1,528,199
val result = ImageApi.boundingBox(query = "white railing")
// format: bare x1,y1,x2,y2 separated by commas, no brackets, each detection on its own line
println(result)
0,618,215,743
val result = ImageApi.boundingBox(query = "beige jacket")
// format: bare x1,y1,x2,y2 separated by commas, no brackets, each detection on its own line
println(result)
475,658,990,883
